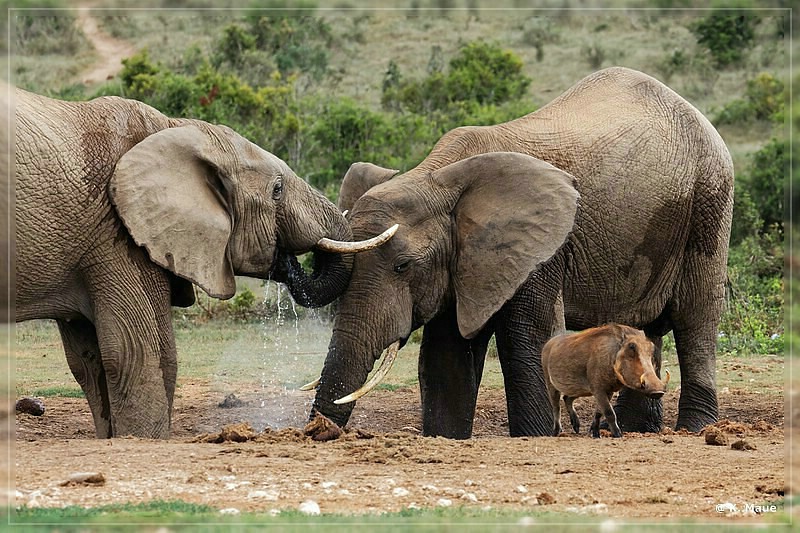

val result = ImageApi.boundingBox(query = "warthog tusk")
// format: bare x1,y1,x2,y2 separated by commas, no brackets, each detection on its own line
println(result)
640,373,646,387
299,377,320,391
315,224,399,254
664,369,671,387
334,341,401,405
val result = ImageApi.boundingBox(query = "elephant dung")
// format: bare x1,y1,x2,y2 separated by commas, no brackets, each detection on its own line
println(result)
703,426,728,446
60,472,106,486
15,397,45,417
303,414,343,442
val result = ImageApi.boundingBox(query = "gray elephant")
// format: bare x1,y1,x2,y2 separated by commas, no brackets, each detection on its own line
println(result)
15,87,393,438
309,67,734,439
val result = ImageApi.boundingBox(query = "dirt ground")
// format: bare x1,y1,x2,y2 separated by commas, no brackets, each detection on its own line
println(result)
5,378,792,523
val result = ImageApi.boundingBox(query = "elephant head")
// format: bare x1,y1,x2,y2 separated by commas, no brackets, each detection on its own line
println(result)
108,121,392,309
309,152,579,431
14,88,396,438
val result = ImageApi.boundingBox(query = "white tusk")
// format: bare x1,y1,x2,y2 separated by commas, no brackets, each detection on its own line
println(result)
342,209,349,217
334,341,401,405
640,373,646,386
315,224,399,254
299,377,320,391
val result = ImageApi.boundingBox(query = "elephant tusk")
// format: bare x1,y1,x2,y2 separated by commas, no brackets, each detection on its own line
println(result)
334,341,401,405
299,377,320,391
316,224,399,254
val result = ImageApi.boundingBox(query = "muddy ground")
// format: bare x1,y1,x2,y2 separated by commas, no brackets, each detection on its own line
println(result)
4,375,793,523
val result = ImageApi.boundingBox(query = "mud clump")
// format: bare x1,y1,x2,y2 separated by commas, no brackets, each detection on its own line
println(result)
731,439,756,451
195,422,257,443
703,426,728,446
60,472,106,486
16,397,45,416
304,414,343,442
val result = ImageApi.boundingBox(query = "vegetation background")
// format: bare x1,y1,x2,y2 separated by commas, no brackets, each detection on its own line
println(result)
2,0,791,357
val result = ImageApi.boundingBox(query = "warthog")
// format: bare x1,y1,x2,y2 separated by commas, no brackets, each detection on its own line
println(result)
542,323,670,438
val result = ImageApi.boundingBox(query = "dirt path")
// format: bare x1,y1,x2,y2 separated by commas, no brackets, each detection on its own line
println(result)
76,6,136,85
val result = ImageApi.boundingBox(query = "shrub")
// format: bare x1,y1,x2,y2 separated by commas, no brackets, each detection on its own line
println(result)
382,40,531,114
690,12,758,67
9,3,89,56
714,72,785,125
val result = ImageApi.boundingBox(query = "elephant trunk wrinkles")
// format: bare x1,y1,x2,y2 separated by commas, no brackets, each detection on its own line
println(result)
311,328,384,428
276,209,354,308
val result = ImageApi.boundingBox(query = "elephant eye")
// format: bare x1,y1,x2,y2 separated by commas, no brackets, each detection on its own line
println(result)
272,177,284,201
393,259,412,274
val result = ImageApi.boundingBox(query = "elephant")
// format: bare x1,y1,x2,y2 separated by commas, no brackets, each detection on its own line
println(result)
15,87,394,438
308,67,734,439
0,83,12,323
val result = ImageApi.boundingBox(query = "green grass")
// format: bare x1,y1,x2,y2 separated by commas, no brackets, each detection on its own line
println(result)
28,385,84,398
6,500,791,531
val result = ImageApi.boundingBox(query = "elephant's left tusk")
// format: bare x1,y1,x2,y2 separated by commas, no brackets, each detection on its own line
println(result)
334,341,401,405
299,377,320,391
316,224,399,254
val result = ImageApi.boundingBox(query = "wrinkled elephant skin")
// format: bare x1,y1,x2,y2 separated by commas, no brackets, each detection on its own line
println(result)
15,88,354,438
312,67,733,438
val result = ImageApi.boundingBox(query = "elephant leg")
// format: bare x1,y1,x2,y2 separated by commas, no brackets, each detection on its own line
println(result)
494,266,562,437
672,320,719,432
613,334,664,433
58,318,112,438
84,252,178,438
670,251,724,432
418,310,492,439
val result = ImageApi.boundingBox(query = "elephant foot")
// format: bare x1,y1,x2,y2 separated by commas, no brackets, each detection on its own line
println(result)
675,408,717,433
675,382,719,433
613,390,663,433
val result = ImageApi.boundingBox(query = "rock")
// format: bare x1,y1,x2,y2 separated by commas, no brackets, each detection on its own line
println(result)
436,498,452,507
15,397,44,416
299,500,321,515
219,508,240,515
218,393,247,409
60,472,105,486
703,426,728,446
303,414,342,442
392,487,410,497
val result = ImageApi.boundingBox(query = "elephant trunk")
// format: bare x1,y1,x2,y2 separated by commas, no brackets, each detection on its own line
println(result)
310,326,384,428
272,203,354,308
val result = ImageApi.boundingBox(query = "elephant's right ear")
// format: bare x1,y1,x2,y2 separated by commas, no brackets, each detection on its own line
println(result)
433,152,579,339
109,125,236,299
338,162,398,213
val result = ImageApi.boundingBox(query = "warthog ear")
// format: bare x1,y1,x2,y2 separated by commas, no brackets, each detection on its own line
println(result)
431,152,579,339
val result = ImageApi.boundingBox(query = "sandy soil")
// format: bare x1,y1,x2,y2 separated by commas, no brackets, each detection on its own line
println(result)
6,380,791,523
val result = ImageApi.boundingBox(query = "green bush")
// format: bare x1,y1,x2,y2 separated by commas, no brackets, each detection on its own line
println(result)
714,72,785,125
382,40,531,114
690,12,758,67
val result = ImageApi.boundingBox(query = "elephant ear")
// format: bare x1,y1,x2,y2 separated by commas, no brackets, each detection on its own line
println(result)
433,152,579,339
338,162,398,213
109,125,236,299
